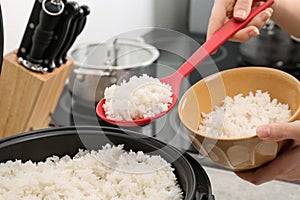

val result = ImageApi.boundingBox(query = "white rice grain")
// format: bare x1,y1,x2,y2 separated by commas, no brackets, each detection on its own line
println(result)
103,74,172,120
198,90,291,138
0,144,183,200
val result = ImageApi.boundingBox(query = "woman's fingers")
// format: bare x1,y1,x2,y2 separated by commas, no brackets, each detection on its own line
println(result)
233,0,253,20
207,1,273,44
244,7,273,30
208,7,273,42
241,121,300,184
231,8,273,42
257,121,300,142
229,26,260,42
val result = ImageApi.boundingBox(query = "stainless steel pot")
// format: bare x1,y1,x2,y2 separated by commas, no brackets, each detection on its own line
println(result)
68,37,160,105
239,20,300,69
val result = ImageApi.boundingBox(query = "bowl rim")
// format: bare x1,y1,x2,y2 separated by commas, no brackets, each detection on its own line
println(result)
178,66,300,141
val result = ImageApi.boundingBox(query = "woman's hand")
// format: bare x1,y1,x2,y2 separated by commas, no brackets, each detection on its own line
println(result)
235,121,300,185
207,0,273,42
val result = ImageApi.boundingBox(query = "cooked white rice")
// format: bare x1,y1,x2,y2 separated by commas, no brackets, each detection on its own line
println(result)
103,74,172,120
0,144,183,200
199,90,291,138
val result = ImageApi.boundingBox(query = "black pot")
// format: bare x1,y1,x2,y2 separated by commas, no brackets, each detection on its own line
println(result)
239,20,300,70
0,126,214,200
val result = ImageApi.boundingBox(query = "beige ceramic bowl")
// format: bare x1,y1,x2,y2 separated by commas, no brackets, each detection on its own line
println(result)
178,67,300,171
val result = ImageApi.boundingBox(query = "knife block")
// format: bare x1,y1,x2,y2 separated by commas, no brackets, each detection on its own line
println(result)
0,51,73,138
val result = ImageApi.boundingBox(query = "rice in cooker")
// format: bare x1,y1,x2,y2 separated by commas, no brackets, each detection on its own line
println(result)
103,74,172,120
0,144,183,200
199,90,291,138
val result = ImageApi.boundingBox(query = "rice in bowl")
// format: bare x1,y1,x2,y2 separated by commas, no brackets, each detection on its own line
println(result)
199,90,291,138
0,144,183,200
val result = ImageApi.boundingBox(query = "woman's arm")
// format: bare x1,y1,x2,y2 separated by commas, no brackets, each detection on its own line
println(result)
271,0,300,38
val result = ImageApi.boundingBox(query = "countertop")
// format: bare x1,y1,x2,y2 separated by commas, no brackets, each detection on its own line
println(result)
203,166,299,200
188,153,299,199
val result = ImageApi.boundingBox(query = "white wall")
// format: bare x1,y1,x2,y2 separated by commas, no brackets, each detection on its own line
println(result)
1,0,188,54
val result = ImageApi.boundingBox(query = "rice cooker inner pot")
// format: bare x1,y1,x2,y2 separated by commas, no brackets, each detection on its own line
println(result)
68,38,160,105
0,126,214,200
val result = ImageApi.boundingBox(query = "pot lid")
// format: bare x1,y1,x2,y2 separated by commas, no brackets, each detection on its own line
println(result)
69,37,160,70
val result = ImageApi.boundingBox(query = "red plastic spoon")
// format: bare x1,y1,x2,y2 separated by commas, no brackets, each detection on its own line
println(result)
96,0,274,126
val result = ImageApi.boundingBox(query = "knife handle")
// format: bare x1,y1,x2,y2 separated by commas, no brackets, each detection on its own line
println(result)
56,5,90,66
27,0,64,65
61,5,90,63
42,1,80,71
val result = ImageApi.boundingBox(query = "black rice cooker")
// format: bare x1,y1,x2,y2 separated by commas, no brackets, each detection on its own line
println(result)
0,126,214,200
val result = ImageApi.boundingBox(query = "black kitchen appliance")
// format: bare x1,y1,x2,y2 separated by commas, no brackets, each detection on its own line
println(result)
0,126,215,200
239,20,300,71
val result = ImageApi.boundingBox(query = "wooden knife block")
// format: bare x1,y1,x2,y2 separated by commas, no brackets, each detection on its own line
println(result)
0,51,73,138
